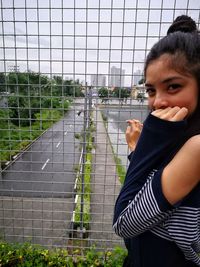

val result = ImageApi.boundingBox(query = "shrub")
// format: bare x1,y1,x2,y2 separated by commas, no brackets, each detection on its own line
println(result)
0,241,127,267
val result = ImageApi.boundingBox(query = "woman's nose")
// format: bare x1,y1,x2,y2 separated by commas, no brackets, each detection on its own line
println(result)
152,95,169,110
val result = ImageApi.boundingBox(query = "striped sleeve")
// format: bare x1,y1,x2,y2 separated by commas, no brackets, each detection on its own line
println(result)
113,170,200,265
162,207,200,265
113,171,173,238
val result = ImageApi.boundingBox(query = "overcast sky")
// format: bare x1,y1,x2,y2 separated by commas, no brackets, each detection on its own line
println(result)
0,0,199,86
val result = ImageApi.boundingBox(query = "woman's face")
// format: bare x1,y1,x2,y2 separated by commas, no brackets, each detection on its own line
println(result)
145,54,199,116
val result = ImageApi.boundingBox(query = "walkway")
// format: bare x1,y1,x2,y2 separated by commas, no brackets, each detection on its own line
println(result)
89,107,124,249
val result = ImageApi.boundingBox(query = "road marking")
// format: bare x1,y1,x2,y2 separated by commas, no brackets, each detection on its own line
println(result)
75,194,79,204
41,158,50,170
69,125,72,128
56,141,61,148
64,131,67,135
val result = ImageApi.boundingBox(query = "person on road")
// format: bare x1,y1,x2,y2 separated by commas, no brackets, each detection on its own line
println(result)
113,15,200,267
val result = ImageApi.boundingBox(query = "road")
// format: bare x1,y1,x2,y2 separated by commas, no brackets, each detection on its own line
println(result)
0,105,84,198
0,100,148,247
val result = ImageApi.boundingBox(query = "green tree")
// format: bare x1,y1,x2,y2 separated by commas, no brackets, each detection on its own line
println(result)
0,73,6,93
113,87,130,100
98,87,109,98
98,87,110,103
63,79,84,97
53,75,63,96
138,77,145,85
53,75,63,85
7,72,29,95
28,72,51,96
8,95,30,126
41,97,60,109
112,87,130,105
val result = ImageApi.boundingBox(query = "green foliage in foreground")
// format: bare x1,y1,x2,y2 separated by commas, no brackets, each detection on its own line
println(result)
0,241,127,267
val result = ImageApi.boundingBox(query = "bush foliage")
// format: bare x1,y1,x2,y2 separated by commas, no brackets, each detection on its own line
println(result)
0,241,127,267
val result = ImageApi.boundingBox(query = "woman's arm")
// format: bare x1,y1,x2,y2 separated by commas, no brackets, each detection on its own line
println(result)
162,135,200,205
152,107,200,204
113,135,200,238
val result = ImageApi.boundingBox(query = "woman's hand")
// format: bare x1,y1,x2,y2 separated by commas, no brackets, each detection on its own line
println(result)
151,106,188,121
126,119,143,151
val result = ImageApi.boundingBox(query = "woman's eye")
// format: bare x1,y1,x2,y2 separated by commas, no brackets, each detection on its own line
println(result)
168,84,181,91
146,88,155,96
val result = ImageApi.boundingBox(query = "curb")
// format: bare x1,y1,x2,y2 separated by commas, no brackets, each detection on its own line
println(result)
69,147,83,235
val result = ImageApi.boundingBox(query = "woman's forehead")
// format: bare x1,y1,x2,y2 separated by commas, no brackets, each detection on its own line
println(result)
146,53,191,80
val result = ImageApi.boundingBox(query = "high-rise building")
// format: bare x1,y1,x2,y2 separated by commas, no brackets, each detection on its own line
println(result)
91,74,106,88
109,66,125,88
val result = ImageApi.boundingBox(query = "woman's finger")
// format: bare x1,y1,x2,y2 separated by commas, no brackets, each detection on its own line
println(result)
151,107,188,121
152,107,171,117
160,106,180,120
170,107,188,121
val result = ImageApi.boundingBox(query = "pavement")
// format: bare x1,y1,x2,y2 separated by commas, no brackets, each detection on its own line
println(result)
89,107,124,249
0,196,74,247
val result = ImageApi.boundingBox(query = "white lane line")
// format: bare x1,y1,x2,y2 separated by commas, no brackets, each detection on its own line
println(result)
64,131,67,135
56,141,61,148
41,158,50,170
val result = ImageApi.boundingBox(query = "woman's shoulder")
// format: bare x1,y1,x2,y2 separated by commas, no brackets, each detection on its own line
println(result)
175,134,200,168
183,134,200,153
167,134,200,176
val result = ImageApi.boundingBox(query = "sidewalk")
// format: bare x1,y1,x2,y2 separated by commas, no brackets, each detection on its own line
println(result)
89,107,124,249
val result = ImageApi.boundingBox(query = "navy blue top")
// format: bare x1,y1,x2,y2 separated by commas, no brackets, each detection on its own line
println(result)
113,114,200,267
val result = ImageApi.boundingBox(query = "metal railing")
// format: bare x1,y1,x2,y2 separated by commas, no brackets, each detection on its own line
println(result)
0,0,199,251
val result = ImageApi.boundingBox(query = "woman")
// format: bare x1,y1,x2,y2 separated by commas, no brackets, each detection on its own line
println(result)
113,15,200,267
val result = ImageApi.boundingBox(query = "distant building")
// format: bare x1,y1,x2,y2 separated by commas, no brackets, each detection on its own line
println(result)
131,86,138,99
109,66,125,88
91,74,106,88
134,69,143,85
130,84,147,99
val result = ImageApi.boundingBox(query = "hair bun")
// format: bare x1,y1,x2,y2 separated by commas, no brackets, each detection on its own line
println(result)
167,15,197,35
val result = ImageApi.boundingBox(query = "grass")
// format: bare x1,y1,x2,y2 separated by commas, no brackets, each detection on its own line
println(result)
114,155,126,184
74,116,94,231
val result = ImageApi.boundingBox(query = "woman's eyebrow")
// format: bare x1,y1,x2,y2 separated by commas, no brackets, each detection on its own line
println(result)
145,76,183,87
161,76,183,84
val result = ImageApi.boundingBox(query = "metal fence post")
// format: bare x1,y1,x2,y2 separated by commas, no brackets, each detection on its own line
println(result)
80,83,88,236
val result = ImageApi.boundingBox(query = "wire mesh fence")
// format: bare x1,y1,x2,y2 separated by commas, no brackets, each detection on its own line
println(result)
0,0,199,253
